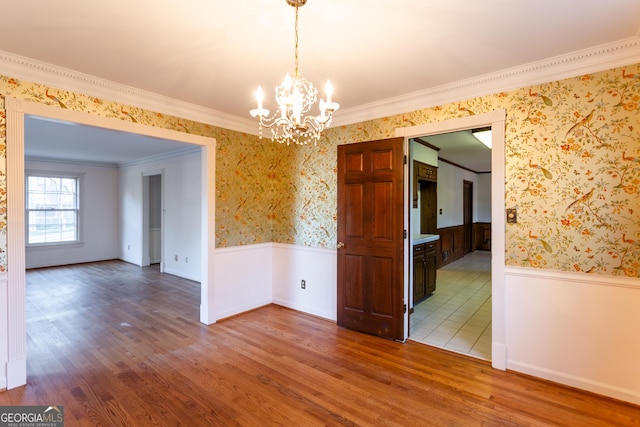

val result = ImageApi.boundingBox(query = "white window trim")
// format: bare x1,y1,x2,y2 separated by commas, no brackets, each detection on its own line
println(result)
25,170,84,247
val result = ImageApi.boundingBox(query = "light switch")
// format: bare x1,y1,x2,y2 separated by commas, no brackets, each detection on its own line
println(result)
506,208,517,224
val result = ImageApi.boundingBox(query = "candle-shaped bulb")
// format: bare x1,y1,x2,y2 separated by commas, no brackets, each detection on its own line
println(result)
283,73,292,91
325,80,333,103
256,86,264,110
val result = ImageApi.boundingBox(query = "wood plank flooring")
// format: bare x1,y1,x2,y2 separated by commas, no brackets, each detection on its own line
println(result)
1,260,638,426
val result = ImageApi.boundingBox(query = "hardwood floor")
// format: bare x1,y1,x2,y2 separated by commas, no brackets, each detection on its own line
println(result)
1,260,638,426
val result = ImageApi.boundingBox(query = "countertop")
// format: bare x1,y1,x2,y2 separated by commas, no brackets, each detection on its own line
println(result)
413,234,440,245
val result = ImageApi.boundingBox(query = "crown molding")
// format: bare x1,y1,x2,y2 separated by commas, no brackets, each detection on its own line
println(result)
0,50,258,135
25,155,118,169
332,34,640,127
24,145,202,169
117,146,201,169
2,34,639,134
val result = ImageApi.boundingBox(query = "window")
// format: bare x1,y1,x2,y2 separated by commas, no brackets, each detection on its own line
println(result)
26,174,79,245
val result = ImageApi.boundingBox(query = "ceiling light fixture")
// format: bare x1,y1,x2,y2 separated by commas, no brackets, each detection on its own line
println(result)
472,129,492,149
250,0,339,145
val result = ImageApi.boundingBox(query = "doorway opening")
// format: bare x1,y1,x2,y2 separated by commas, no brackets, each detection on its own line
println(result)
4,96,216,389
409,130,492,360
143,172,164,270
396,109,506,369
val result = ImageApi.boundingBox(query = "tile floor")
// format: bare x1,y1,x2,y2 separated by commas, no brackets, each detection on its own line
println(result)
409,250,492,361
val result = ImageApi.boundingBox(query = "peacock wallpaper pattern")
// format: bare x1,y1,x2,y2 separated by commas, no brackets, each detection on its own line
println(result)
0,63,639,277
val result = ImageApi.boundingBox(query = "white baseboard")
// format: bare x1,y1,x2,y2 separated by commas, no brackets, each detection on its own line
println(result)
26,255,119,270
271,298,335,322
162,267,200,282
215,298,273,321
508,360,640,406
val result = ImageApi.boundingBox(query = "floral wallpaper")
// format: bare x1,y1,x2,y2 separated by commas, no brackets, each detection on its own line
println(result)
271,64,640,278
0,77,278,268
1,62,639,277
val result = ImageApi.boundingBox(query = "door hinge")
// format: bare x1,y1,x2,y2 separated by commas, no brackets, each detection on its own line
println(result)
404,155,407,165
403,303,407,314
403,229,407,239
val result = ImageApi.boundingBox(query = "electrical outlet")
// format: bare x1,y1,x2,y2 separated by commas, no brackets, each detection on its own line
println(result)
301,279,306,289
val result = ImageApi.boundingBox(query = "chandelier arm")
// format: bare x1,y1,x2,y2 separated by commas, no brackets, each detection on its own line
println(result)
305,120,324,138
256,112,290,129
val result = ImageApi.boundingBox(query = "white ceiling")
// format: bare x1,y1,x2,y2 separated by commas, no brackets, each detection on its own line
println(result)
417,131,492,173
24,115,194,166
4,0,640,168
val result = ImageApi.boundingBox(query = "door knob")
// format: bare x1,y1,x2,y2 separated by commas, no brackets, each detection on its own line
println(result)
336,242,345,249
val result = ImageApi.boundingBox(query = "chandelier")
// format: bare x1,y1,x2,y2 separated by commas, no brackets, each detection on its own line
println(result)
250,0,339,145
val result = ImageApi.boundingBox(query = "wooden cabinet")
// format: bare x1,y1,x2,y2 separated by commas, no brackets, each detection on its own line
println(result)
425,242,436,295
413,160,437,208
413,244,427,302
417,161,438,181
413,241,437,303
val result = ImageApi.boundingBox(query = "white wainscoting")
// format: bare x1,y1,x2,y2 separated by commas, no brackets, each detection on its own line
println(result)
504,267,640,405
271,243,337,321
213,243,273,320
212,243,337,322
0,272,6,390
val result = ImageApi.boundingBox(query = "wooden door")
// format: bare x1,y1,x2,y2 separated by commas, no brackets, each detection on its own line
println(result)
337,137,405,341
419,181,437,234
463,180,473,254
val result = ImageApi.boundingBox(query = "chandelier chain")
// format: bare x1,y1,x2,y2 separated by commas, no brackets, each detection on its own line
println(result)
294,1,299,78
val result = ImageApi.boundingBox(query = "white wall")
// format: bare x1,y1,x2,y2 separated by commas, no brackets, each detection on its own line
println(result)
504,268,640,405
272,244,337,320
411,144,492,232
436,162,481,228
412,140,439,165
214,244,273,320
119,149,201,281
476,173,491,222
25,159,120,269
211,243,336,322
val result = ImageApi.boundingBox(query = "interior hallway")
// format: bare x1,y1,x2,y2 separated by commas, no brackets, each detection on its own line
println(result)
410,251,492,360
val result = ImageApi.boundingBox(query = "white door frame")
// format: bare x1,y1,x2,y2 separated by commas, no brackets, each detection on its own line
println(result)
3,96,217,389
396,109,507,370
